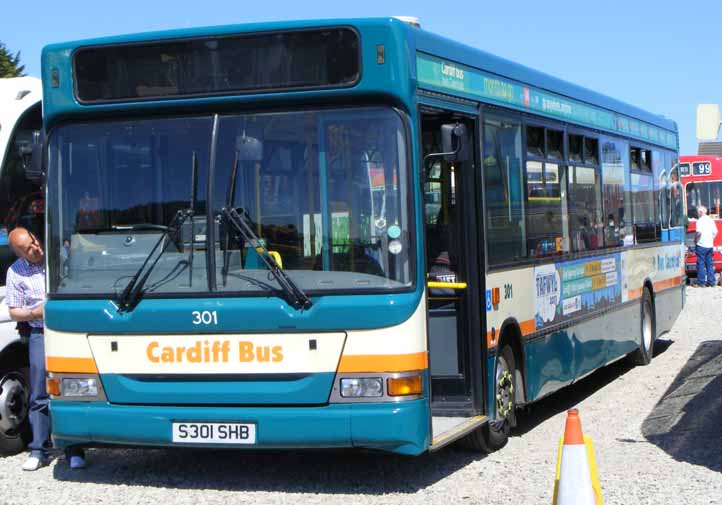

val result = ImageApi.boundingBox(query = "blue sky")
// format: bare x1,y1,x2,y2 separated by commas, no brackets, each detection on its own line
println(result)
3,0,721,154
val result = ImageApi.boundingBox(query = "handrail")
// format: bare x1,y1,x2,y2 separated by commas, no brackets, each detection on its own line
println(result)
427,281,468,290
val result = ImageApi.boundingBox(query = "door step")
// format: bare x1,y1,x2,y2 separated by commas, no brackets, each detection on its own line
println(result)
429,415,488,452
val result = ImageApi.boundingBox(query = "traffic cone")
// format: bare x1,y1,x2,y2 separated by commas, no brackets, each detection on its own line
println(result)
552,409,603,505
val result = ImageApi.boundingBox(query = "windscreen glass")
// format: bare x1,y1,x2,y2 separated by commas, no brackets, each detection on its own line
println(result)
686,181,722,219
46,107,412,297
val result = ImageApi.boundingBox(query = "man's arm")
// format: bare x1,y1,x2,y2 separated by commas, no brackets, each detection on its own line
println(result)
8,305,43,322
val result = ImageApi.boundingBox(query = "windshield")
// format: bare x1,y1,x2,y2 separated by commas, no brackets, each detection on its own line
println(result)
686,181,722,220
47,107,412,297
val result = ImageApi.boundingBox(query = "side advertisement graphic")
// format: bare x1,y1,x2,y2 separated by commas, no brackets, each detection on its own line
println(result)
534,254,622,330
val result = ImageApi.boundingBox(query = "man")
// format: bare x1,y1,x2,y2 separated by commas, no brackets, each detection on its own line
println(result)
694,205,718,288
5,228,86,470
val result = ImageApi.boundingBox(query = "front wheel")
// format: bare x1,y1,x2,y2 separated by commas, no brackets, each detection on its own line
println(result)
462,345,516,452
630,288,655,366
0,367,31,456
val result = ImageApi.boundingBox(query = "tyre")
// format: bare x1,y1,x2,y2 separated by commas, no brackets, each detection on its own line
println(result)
630,287,655,366
462,345,516,452
0,364,31,456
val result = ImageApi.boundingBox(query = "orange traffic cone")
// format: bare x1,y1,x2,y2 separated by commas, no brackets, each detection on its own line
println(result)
552,409,603,505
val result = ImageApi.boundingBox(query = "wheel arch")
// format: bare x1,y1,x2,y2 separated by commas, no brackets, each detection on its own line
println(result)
642,278,657,338
0,341,29,370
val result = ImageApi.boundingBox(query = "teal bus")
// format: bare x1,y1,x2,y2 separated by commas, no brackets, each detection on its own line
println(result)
41,17,684,455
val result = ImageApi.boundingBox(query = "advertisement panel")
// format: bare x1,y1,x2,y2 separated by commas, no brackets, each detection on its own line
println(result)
534,254,622,329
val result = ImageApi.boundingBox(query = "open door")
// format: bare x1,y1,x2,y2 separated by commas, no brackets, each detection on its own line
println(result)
421,111,487,450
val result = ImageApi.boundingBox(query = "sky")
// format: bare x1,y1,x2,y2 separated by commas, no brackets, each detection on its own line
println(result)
3,0,722,154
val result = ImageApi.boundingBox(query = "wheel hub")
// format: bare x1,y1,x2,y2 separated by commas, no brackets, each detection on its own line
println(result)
496,369,514,419
0,374,29,435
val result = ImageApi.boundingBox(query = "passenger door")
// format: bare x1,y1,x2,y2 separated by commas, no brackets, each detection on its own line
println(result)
422,111,484,415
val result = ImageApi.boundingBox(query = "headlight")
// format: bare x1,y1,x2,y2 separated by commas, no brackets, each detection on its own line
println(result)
62,378,99,397
340,377,383,398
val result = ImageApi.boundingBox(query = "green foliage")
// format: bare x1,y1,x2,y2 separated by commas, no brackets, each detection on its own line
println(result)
0,42,25,78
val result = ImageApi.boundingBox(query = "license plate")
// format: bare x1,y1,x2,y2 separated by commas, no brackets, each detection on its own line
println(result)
172,422,256,445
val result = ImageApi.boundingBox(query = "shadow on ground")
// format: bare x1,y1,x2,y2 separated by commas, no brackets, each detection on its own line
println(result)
51,444,485,493
641,339,722,473
513,339,673,436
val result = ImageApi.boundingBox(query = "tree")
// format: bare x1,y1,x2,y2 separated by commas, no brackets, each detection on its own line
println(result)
0,42,25,78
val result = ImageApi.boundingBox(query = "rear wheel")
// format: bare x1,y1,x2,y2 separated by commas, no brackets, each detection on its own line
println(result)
462,345,516,452
0,365,31,455
630,288,655,366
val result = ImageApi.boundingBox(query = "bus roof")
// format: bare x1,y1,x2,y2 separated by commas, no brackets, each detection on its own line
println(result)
41,17,677,142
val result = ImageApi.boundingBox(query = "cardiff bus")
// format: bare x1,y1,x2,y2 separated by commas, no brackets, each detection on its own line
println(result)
0,77,44,454
680,155,722,279
41,18,685,455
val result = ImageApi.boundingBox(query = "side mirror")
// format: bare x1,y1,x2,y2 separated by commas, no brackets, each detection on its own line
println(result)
441,123,469,162
236,135,263,162
19,130,44,183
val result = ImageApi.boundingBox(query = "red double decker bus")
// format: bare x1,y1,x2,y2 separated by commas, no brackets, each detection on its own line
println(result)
681,155,722,278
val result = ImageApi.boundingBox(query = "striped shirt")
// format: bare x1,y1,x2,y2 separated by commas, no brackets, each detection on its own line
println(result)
5,258,45,328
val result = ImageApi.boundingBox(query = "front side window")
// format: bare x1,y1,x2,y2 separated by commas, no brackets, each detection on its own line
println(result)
483,115,525,264
47,107,412,297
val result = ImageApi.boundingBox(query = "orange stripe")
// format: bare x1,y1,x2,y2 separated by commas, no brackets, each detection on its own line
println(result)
654,275,682,292
46,357,98,374
520,319,536,336
337,352,427,373
486,318,536,349
628,287,644,300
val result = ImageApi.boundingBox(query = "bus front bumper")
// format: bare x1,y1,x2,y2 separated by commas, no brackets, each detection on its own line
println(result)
50,399,430,456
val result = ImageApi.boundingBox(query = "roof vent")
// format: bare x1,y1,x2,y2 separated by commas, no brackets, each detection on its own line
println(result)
393,16,421,28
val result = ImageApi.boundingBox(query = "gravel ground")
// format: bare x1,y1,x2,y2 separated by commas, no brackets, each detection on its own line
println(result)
1,287,721,505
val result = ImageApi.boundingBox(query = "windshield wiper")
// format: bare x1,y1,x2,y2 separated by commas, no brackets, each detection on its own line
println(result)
116,211,189,312
221,206,312,310
117,152,199,312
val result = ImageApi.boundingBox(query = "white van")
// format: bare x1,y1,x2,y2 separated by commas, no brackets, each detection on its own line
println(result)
0,77,43,455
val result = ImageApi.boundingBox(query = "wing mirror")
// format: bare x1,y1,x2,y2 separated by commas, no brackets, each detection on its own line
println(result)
18,130,44,184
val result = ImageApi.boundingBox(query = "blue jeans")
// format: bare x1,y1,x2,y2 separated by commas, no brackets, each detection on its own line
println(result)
28,330,50,458
696,245,715,286
28,330,85,461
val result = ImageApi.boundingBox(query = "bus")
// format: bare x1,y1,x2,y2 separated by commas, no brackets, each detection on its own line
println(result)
680,155,722,279
0,77,44,454
40,18,685,455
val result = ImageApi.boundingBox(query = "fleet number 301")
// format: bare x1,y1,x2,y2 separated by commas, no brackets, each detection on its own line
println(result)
192,310,218,325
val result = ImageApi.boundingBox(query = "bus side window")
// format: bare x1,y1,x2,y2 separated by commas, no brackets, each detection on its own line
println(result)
483,115,525,265
601,137,632,247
